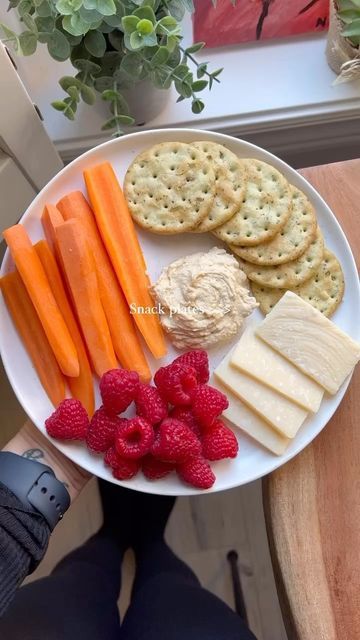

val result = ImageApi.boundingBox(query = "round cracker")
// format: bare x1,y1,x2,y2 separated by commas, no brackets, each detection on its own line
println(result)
230,185,317,265
251,249,344,317
124,142,216,234
190,141,246,232
212,159,292,246
235,227,324,289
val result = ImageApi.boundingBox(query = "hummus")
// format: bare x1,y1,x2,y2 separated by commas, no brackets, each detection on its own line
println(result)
151,247,258,349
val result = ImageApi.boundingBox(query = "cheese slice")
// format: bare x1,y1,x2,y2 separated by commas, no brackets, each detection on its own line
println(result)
230,325,324,412
256,291,360,395
214,350,308,438
212,377,290,455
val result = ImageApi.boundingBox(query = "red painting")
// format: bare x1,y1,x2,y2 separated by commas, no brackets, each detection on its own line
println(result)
193,0,329,48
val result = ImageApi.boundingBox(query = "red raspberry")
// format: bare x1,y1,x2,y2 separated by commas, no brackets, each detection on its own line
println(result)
104,446,141,479
115,416,154,460
113,458,140,480
173,350,209,384
135,383,168,425
154,362,197,406
151,418,201,464
45,399,89,441
100,369,139,414
177,457,216,490
191,384,229,429
170,407,202,438
201,419,239,461
142,454,174,480
86,407,124,453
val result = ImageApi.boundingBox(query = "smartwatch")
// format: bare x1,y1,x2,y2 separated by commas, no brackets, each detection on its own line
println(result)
0,452,70,531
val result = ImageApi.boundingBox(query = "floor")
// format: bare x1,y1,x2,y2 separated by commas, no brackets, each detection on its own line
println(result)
0,354,287,640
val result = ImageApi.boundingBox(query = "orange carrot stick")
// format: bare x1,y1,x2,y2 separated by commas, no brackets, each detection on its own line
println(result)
84,162,167,359
35,239,95,416
2,224,79,378
57,191,151,382
56,219,117,378
41,204,64,256
0,271,65,407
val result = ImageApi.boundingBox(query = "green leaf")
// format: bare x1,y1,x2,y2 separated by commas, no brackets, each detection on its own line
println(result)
101,88,118,100
35,16,55,33
192,79,207,92
36,1,53,17
133,5,156,23
129,30,144,49
151,45,169,66
338,9,360,23
83,0,97,7
191,98,204,114
65,32,82,44
166,34,179,51
115,114,134,125
196,61,207,78
79,6,103,22
157,15,181,35
172,63,189,79
66,84,80,100
56,0,83,15
137,18,154,34
59,75,81,90
94,75,113,90
22,13,37,33
152,66,172,89
342,18,360,35
84,29,106,56
96,0,116,16
64,105,76,120
18,0,32,18
185,41,205,54
211,67,223,78
175,79,192,97
19,30,37,54
122,15,139,33
101,116,119,130
80,83,96,103
108,29,122,50
142,30,157,46
167,0,185,21
51,100,67,111
167,45,181,67
120,51,143,76
176,94,185,102
73,57,101,72
47,28,71,59
179,0,194,10
62,12,90,35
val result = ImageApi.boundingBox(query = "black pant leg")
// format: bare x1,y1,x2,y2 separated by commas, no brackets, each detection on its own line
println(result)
0,533,122,640
121,540,257,640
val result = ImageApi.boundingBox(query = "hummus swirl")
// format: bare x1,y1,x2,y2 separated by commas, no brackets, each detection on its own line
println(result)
152,247,258,349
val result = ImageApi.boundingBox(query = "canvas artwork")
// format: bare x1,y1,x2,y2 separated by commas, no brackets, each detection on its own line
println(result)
193,0,329,48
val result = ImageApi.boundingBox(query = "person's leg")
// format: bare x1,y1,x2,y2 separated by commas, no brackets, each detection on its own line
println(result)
121,495,257,640
0,481,133,640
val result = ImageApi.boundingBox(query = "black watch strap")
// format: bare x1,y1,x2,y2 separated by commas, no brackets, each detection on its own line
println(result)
0,452,70,531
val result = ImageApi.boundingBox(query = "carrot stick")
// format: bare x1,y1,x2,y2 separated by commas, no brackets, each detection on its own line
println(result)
57,191,151,382
2,224,79,378
84,162,167,359
0,271,65,407
55,219,117,378
41,204,64,256
35,239,95,416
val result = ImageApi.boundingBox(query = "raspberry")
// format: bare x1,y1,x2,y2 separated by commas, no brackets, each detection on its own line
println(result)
142,454,174,480
169,407,202,438
135,383,168,425
173,350,209,384
202,420,239,461
191,384,229,429
177,457,215,490
104,446,141,479
113,458,140,480
100,369,139,414
154,362,197,406
115,416,154,460
86,407,124,453
151,418,201,464
45,399,89,441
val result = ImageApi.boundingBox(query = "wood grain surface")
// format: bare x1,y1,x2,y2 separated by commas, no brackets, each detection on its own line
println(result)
263,159,360,640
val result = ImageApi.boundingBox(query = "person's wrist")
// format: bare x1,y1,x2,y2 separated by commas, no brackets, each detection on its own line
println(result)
3,421,90,502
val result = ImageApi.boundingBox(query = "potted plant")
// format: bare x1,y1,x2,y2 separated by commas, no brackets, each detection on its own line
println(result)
1,0,223,135
326,0,360,83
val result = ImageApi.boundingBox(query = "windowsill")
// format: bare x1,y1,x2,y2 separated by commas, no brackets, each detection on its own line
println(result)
3,10,360,159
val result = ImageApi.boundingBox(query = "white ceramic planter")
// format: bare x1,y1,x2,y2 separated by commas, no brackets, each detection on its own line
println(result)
123,79,170,125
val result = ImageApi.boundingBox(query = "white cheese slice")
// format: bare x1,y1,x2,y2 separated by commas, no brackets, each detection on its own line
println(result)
212,377,290,455
230,325,324,412
214,350,308,439
256,291,360,395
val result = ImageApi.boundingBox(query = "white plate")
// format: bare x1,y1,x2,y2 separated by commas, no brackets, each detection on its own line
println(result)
1,129,359,495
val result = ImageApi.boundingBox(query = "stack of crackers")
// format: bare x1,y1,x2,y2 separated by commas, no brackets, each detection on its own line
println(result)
124,141,344,318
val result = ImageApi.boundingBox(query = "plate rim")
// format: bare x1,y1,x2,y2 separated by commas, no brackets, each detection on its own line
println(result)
1,127,359,495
